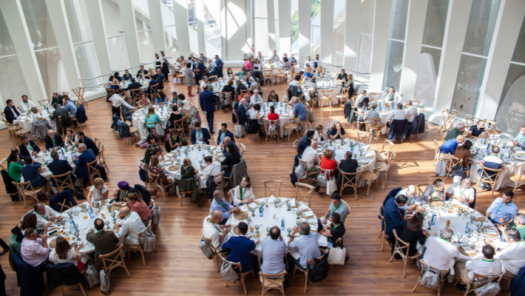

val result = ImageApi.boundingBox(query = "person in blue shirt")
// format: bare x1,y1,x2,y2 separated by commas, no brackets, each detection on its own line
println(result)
210,190,240,224
214,55,223,78
154,91,168,105
47,150,76,187
114,72,122,82
63,97,78,117
303,67,313,79
190,122,211,144
20,156,48,189
217,123,234,145
221,222,256,273
440,135,465,155
199,85,217,133
290,98,308,122
297,131,314,156
486,190,518,225
286,222,321,272
125,78,142,91
261,226,287,275
122,70,132,81
479,146,503,190
73,144,97,180
512,125,525,149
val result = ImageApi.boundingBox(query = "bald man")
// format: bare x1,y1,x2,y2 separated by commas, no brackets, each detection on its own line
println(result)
203,210,231,250
114,206,146,246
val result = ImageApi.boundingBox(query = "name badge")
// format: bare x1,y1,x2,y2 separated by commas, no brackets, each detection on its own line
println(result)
490,213,496,220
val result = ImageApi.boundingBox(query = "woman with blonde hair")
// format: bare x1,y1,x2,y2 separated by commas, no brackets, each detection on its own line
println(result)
144,105,161,131
87,177,109,206
149,155,172,186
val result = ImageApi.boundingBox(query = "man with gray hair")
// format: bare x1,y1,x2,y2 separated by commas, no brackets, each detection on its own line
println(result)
338,151,359,184
404,100,418,123
202,210,231,250
236,98,249,126
495,228,525,279
301,140,320,172
498,213,525,243
445,122,466,141
73,142,97,181
422,227,457,274
395,185,420,211
286,222,321,273
32,202,63,231
210,190,240,225
365,102,381,126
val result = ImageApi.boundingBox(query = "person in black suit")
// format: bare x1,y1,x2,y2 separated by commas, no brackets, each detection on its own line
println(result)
49,103,69,130
337,151,359,184
162,59,170,82
156,68,165,90
75,131,99,156
136,65,147,79
47,150,76,187
45,130,65,150
4,99,20,124
399,212,427,258
221,143,241,177
19,136,40,158
50,93,63,106
146,76,158,95
125,78,142,91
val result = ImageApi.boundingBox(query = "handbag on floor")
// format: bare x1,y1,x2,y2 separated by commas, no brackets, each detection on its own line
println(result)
84,264,99,288
100,270,110,294
326,175,337,196
235,125,244,138
435,160,446,177
327,246,346,265
220,261,239,283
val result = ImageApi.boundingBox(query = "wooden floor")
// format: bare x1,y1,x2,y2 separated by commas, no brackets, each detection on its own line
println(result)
0,76,522,296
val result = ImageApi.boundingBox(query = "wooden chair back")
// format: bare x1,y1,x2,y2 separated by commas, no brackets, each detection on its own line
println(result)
232,109,240,125
97,145,109,172
339,170,359,200
410,99,420,106
380,139,395,154
364,117,381,133
391,229,410,259
467,272,503,290
239,143,246,158
486,120,497,134
106,88,117,97
357,131,373,144
38,99,49,106
51,172,75,193
263,180,282,197
295,182,314,206
416,184,429,198
293,139,298,148
12,181,42,208
419,106,425,114
264,119,280,142
475,165,504,197
172,118,185,136
86,159,99,186
213,171,225,193
321,89,333,99
0,157,7,171
94,138,102,150
259,271,287,295
413,260,449,294
99,244,131,278
465,116,475,130
72,87,87,106
131,89,143,107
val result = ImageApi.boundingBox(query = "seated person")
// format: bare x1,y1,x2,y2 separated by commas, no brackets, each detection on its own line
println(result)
21,156,48,189
313,125,328,144
319,212,345,246
75,131,99,157
445,123,467,141
495,229,525,280
8,153,23,183
202,210,231,250
297,130,314,156
512,125,525,149
168,105,188,129
320,150,338,179
210,190,240,224
232,176,255,206
144,106,161,131
64,129,78,147
395,185,419,211
19,136,40,158
479,146,503,190
86,219,119,270
72,144,97,181
125,78,142,91
420,179,445,203
290,98,308,123
155,91,168,105
32,202,63,231
143,134,162,164
221,143,241,177
261,226,287,275
267,90,279,103
250,90,263,105
468,120,488,139
12,213,37,243
125,193,150,226
329,121,346,140
201,156,222,186
365,102,382,126
87,177,109,207
191,122,211,144
113,206,146,246
399,212,427,257
289,75,303,95
166,129,185,152
122,69,132,81
301,140,320,173
286,222,321,272
384,195,408,238
109,79,120,90
446,176,475,206
422,227,457,273
405,101,418,123
50,93,63,106
337,151,358,185
138,94,151,108
149,155,173,186
221,222,256,272
47,150,76,188
112,181,137,205
217,123,234,146
440,135,465,155
221,137,238,157
45,129,65,150
49,236,83,271
454,245,504,292
122,97,134,121
20,228,49,272
19,95,37,113
498,214,525,241
486,190,518,225
454,140,472,169
319,192,349,226
386,103,406,127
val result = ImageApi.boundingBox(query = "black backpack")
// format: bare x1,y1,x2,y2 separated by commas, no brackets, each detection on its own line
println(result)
1,169,20,201
309,251,330,283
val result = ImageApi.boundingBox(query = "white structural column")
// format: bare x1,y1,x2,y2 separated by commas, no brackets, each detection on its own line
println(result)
0,0,47,101
174,0,190,57
195,0,206,55
433,0,473,114
344,0,360,71
267,0,276,52
320,0,334,65
278,0,291,57
298,2,311,59
369,0,393,92
45,0,81,90
220,0,227,58
147,0,166,55
83,0,111,75
399,0,429,101
477,0,525,120
118,0,141,68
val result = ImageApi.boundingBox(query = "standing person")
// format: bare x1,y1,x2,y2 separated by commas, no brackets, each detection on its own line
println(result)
194,58,205,90
109,90,135,119
184,63,195,97
162,59,170,82
199,85,217,134
214,55,223,77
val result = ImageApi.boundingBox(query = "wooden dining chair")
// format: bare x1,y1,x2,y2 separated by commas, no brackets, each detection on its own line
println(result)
263,70,273,86
475,165,504,198
126,222,157,266
364,117,385,139
259,271,287,296
263,180,282,197
239,143,247,158
82,160,100,188
378,205,388,252
51,172,75,194
297,110,311,133
465,116,475,130
433,139,441,166
389,229,421,278
130,89,143,107
172,118,186,137
99,244,131,279
295,182,315,206
453,272,504,296
97,145,109,173
356,131,373,145
12,181,50,208
319,89,334,109
293,249,328,292
37,99,49,107
155,174,172,203
412,260,449,296
359,163,385,196
297,159,317,184
218,253,255,295
505,163,525,193
72,87,87,107
283,118,299,141
147,84,158,101
264,119,280,142
212,171,225,193
339,170,359,200
334,87,349,106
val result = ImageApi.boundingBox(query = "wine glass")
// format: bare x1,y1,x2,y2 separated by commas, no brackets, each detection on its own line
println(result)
457,233,463,244
468,228,473,238
266,227,271,237
274,199,279,208
296,211,301,220
427,220,432,231
286,202,291,211
476,222,482,233
255,225,260,234
287,228,292,237
470,215,476,224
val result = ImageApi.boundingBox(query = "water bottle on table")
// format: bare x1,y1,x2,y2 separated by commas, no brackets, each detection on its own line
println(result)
281,217,285,231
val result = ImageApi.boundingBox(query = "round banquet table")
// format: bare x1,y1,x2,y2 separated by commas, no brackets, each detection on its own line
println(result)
211,79,249,107
14,106,57,134
225,196,327,261
47,201,123,255
303,80,342,106
160,144,224,189
20,147,79,182
121,79,149,92
132,105,170,139
416,200,506,262
376,103,424,134
249,102,295,138
316,139,377,188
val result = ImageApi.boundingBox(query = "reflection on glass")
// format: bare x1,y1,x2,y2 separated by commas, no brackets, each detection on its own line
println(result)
20,0,58,49
421,46,442,77
421,0,449,48
495,64,525,135
383,40,404,91
462,0,500,56
108,36,129,71
358,34,372,81
0,10,15,56
0,56,31,106
138,31,155,64
451,55,488,118
359,0,374,35
64,0,93,44
388,0,409,41
332,30,344,66
511,17,525,64
255,18,270,57
35,49,63,95
74,42,100,88
311,26,320,58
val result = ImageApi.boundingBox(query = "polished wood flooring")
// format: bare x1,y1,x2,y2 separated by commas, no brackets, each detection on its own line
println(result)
0,76,523,295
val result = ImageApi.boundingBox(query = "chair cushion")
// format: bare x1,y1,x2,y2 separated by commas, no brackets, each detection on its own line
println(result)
283,123,298,129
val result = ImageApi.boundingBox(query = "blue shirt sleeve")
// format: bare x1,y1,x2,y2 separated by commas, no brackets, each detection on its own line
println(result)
486,199,499,213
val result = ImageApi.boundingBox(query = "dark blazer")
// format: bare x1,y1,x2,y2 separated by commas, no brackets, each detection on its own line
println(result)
125,82,142,91
236,104,248,126
297,137,311,156
122,73,132,81
79,136,99,156
49,107,69,128
136,69,147,78
47,158,76,187
222,236,256,272
157,73,166,89
4,106,20,124
50,95,63,106
86,230,119,269
45,134,65,150
384,196,405,237
338,158,359,183
399,225,427,256
221,152,241,175
19,140,40,158
147,79,158,94
190,128,211,145
20,163,47,188
216,130,235,145
74,148,97,179
222,141,238,157
199,91,216,112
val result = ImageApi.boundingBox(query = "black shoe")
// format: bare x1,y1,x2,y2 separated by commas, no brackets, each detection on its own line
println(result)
210,131,215,134
456,283,467,292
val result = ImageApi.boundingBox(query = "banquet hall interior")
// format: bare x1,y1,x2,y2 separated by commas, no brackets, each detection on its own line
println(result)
0,0,525,295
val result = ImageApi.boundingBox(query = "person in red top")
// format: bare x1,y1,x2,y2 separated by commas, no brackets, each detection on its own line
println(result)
267,105,279,121
125,193,150,226
320,150,338,179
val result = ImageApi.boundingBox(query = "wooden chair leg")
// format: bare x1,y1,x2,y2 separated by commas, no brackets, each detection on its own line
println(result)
380,232,385,252
78,283,87,296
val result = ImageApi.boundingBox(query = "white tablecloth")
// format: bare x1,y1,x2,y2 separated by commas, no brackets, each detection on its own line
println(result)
20,148,79,182
47,201,122,255
132,106,170,139
304,81,342,106
249,102,295,138
122,79,149,92
14,107,56,133
161,144,223,188
225,196,327,259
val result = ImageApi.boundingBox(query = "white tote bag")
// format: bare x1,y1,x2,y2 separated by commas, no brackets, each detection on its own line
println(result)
235,125,244,138
84,264,100,288
326,175,337,195
294,162,307,180
99,270,110,294
327,246,346,265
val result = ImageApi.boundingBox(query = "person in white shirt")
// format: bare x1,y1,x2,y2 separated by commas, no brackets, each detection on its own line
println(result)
271,50,280,63
250,89,263,105
495,229,525,279
422,227,457,275
454,244,504,291
301,140,320,172
313,125,328,144
19,95,37,113
32,202,63,231
201,156,222,185
202,210,231,250
355,90,370,108
385,86,402,105
248,77,258,92
257,51,265,64
405,101,418,123
446,177,475,206
114,207,146,246
208,59,216,75
109,90,135,119
49,236,82,266
232,176,255,205
395,185,419,211
86,177,109,206
387,103,407,125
